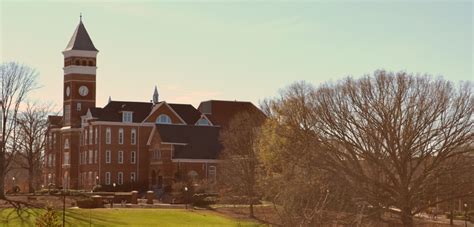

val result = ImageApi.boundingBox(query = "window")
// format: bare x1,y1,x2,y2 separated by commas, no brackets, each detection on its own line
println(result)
153,149,161,160
84,129,88,145
105,172,111,185
88,150,93,164
64,139,70,149
118,151,123,164
156,114,171,124
106,128,111,144
131,151,136,164
118,128,124,144
208,166,217,182
89,127,93,145
196,118,211,126
94,128,98,144
118,172,123,185
48,134,52,149
122,112,133,122
94,150,98,164
85,151,88,164
63,152,70,165
79,152,82,165
64,105,70,124
48,154,52,167
88,172,92,185
188,170,199,181
131,129,136,145
77,103,81,111
105,150,111,164
130,172,136,182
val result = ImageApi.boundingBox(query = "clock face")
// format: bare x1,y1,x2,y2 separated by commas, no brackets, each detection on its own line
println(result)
66,86,70,97
79,86,89,96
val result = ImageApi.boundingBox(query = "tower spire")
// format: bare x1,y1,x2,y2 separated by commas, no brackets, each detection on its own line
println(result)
153,86,159,104
80,13,82,22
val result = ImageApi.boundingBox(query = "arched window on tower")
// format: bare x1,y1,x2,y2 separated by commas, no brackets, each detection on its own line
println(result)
82,60,87,66
156,114,172,124
75,60,80,65
88,61,94,66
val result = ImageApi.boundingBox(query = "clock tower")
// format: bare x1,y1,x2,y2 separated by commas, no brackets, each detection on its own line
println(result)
62,17,98,128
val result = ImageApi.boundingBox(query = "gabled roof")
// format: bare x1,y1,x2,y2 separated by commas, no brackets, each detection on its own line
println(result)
198,100,265,127
155,124,222,159
65,21,98,51
168,103,202,125
95,101,152,123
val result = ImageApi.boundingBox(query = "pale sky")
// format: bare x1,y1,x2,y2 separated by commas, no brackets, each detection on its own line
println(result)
1,1,472,109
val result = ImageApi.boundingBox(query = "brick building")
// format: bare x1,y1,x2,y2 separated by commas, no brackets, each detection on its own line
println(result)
42,19,263,192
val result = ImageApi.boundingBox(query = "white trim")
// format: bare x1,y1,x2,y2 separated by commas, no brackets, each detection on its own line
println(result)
90,121,155,127
62,50,98,58
195,114,214,126
142,102,165,122
60,127,82,132
162,142,188,145
172,159,220,163
63,65,97,75
146,126,156,146
64,99,95,103
63,80,96,83
142,101,187,125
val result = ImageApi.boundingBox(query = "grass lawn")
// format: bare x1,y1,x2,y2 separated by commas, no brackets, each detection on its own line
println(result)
0,208,261,226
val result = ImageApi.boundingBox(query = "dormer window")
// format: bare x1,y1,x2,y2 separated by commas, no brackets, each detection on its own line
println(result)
196,118,211,126
156,114,171,124
122,111,133,123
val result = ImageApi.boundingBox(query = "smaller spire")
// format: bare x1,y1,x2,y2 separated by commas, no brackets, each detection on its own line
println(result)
108,96,112,103
153,86,159,104
80,13,82,22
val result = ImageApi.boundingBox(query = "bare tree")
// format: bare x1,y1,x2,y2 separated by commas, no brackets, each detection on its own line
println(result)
15,101,52,193
258,82,359,226
313,71,473,226
0,62,38,199
219,111,266,217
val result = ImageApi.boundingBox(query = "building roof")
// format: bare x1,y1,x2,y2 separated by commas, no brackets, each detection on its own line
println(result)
95,101,153,122
198,100,265,127
168,103,202,125
155,124,222,159
89,107,102,118
65,21,98,51
48,115,63,127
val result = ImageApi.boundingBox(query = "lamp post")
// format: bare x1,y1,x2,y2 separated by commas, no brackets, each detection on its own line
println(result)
184,187,188,209
111,183,116,208
12,177,16,193
464,203,468,227
48,175,52,194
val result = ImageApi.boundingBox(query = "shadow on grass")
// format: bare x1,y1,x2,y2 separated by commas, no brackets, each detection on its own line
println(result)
0,208,127,227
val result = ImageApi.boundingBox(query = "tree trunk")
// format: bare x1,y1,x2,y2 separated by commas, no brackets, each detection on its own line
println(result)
450,210,454,225
249,202,254,218
28,167,35,193
0,147,5,199
401,209,413,227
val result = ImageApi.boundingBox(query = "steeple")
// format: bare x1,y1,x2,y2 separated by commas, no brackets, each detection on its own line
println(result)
153,86,159,104
65,15,98,51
